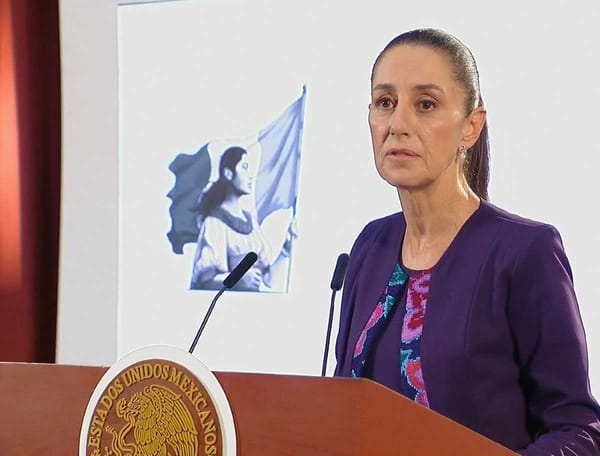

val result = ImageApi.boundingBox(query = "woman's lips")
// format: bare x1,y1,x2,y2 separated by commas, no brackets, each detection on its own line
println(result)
386,148,419,158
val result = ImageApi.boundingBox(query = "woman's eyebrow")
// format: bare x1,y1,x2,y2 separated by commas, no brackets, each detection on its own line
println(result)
371,83,395,92
413,83,444,94
372,82,445,94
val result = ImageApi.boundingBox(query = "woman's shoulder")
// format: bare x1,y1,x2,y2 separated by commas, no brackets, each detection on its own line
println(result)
360,211,405,235
204,207,253,234
350,212,405,248
357,203,561,242
479,200,559,236
476,200,565,255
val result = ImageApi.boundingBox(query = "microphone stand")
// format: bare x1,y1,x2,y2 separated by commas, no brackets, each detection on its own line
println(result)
189,287,225,354
321,253,349,376
321,288,338,376
188,251,258,355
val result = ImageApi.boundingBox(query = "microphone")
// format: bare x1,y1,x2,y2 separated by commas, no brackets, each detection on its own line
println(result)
321,253,350,376
223,252,258,289
189,252,258,354
330,253,349,291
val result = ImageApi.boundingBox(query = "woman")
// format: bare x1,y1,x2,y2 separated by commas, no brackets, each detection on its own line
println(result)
334,29,600,454
190,146,274,291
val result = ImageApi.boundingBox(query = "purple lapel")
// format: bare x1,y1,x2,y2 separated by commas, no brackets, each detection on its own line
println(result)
343,213,406,372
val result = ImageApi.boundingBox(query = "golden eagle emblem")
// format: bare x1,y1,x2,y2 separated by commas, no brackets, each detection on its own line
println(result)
104,384,198,456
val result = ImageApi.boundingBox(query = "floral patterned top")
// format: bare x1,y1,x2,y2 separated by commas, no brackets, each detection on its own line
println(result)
351,263,431,407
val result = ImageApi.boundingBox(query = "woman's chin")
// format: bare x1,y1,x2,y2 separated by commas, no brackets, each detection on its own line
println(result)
380,173,422,190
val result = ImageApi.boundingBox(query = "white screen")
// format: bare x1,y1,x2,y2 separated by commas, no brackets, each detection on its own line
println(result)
58,0,600,392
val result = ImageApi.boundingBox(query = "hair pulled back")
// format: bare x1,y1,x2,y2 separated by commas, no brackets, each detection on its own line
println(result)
372,29,490,200
197,146,247,217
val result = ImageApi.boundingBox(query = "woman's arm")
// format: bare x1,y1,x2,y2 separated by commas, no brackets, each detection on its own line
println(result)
509,226,600,455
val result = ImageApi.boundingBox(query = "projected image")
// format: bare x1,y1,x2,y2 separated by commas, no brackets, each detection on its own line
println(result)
167,87,305,293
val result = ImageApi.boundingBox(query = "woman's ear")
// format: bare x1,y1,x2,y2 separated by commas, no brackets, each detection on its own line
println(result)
462,106,487,148
223,168,234,181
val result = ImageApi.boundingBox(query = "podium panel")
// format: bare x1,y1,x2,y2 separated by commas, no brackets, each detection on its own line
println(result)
0,363,515,455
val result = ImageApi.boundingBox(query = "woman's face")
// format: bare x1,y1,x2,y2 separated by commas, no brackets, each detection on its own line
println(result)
369,44,484,192
230,154,253,195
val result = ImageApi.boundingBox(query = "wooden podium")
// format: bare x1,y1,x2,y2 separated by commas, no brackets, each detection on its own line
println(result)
0,362,515,455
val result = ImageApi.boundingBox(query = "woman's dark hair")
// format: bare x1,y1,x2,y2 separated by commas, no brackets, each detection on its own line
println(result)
197,146,247,217
373,29,490,200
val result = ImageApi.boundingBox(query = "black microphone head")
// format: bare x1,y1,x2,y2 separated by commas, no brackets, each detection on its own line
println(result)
222,252,258,289
330,253,349,291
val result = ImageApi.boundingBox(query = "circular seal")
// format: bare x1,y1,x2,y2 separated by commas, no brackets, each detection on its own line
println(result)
79,345,236,456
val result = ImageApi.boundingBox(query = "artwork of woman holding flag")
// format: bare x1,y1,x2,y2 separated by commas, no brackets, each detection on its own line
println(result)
167,87,305,292
190,146,294,291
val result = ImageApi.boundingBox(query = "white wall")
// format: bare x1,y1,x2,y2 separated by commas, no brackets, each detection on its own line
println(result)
58,0,600,393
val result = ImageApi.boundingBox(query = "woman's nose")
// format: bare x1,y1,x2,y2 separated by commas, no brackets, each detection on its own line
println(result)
388,104,411,137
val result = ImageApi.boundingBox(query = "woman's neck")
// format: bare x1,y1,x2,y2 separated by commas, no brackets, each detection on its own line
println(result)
219,193,245,218
398,178,480,270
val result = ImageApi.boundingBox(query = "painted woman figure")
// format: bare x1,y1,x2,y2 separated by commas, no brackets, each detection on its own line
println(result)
190,146,288,291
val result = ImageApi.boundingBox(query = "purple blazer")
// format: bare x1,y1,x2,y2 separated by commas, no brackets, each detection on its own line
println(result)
334,201,600,454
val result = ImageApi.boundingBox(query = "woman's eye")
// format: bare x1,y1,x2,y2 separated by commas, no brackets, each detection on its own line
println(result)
418,99,436,111
375,97,395,110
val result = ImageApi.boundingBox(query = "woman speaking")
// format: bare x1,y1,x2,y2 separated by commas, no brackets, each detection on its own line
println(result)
334,29,600,454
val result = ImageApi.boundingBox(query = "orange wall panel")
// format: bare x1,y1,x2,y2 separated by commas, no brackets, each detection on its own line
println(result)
0,0,23,291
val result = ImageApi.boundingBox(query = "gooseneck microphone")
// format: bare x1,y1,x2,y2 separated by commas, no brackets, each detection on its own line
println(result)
321,253,350,376
189,252,258,354
222,252,259,289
